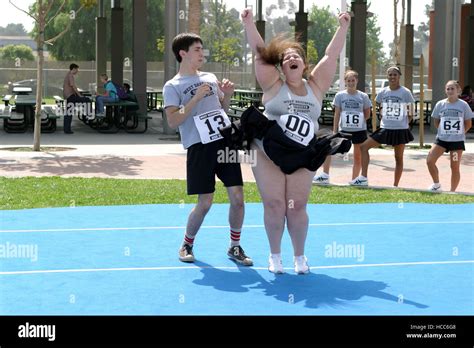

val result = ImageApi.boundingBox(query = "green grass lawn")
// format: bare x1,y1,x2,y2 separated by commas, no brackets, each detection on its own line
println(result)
0,177,472,210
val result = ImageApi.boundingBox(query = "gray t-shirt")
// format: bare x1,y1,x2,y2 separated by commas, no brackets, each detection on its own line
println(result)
333,90,372,131
163,72,224,149
431,98,473,142
375,86,415,129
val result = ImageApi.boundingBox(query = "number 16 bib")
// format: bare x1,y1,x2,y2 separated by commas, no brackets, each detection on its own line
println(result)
194,109,231,144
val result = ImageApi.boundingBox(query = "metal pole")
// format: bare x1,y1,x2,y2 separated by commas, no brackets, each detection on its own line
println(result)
419,54,425,146
339,0,347,91
371,51,377,132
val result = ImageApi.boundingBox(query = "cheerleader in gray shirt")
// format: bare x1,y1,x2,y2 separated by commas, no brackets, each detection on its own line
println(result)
427,80,473,192
351,66,414,187
313,70,371,184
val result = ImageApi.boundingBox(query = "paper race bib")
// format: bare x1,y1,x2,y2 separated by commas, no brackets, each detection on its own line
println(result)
382,102,406,122
440,116,463,135
341,111,364,129
277,113,315,146
193,109,231,144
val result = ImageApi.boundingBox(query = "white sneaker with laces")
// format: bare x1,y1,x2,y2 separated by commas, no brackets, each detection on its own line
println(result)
428,183,442,192
268,254,284,274
313,173,330,185
349,175,368,186
294,255,310,274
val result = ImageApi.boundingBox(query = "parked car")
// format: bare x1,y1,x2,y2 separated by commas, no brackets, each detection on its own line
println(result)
7,79,64,97
368,79,389,94
330,79,370,93
412,83,430,99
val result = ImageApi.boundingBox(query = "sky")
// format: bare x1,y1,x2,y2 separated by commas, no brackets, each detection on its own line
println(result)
0,0,471,56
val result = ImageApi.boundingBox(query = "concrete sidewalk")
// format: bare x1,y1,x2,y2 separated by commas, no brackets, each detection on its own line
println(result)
0,113,473,194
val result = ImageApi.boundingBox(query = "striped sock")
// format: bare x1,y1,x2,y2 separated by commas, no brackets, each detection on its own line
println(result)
230,228,241,247
183,233,195,246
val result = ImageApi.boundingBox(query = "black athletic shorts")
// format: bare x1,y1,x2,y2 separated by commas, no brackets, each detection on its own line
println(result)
343,130,368,144
435,139,465,153
186,139,243,195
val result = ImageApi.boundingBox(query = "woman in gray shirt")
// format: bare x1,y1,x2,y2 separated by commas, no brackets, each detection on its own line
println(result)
242,8,350,274
350,66,414,187
426,80,473,192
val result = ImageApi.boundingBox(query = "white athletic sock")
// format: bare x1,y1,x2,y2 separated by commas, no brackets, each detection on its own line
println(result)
230,227,241,247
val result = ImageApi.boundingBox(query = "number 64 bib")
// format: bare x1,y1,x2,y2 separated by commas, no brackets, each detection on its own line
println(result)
194,109,231,144
440,116,463,135
277,113,315,146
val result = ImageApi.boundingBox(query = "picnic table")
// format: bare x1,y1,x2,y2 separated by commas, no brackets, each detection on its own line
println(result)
146,90,163,112
0,94,60,133
87,99,151,134
12,87,33,95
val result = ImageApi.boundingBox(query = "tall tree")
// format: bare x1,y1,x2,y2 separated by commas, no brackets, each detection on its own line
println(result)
414,1,433,56
0,44,35,61
0,23,28,36
200,1,242,71
9,0,96,151
34,0,164,61
188,0,201,34
392,0,400,64
307,5,338,64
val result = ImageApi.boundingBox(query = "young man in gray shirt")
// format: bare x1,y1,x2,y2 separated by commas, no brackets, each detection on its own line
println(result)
163,33,252,266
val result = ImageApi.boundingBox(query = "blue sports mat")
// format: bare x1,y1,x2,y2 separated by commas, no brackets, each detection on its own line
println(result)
0,203,473,315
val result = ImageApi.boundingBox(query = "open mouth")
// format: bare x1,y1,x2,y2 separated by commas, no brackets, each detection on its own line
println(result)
290,64,298,70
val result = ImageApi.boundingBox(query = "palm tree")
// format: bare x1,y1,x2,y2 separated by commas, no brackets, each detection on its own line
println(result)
188,0,201,34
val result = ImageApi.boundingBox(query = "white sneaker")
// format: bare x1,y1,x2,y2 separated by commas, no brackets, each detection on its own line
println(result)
313,173,330,185
268,254,284,274
294,255,310,275
349,176,368,186
428,183,442,192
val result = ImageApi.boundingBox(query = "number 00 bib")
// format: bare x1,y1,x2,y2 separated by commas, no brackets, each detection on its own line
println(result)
277,113,315,146
193,109,231,144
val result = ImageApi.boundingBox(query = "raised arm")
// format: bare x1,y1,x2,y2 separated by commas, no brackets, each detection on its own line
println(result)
241,8,280,92
309,13,351,101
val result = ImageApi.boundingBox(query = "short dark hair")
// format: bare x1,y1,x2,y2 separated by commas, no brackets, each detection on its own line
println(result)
387,66,402,76
172,33,203,63
69,63,79,70
123,83,131,92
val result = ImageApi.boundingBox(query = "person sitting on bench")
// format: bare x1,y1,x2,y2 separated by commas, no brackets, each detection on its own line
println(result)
95,74,119,117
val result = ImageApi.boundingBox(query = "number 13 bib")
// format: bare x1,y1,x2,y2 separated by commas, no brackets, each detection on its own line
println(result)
194,109,231,144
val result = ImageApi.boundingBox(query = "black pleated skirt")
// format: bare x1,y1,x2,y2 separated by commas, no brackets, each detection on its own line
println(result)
370,128,414,146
